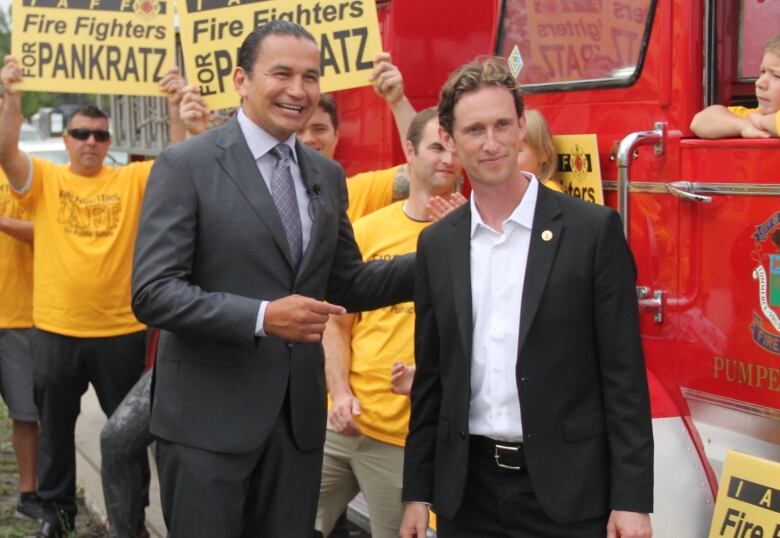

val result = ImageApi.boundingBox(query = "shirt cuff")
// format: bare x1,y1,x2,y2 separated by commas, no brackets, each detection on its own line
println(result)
255,300,269,337
10,153,33,195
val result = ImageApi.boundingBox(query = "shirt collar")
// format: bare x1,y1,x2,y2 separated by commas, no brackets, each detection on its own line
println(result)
470,172,539,237
237,108,298,163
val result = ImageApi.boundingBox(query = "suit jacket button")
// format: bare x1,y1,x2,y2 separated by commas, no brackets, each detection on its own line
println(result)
286,342,295,349
460,431,466,439
525,433,532,440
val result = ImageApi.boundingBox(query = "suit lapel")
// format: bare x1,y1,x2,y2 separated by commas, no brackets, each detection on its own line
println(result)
517,186,563,356
295,142,323,280
446,206,474,365
215,118,295,270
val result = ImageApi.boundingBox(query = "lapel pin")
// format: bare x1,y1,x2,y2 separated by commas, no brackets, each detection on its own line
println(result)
541,230,553,242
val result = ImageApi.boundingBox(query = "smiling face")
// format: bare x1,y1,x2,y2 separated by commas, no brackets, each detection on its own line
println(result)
755,51,780,115
445,85,525,189
296,106,339,158
64,114,110,176
234,34,321,141
406,117,461,196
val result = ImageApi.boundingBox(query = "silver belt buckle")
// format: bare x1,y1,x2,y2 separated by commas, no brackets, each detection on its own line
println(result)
494,443,521,470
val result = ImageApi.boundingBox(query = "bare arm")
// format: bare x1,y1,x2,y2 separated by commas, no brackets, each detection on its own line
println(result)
178,86,210,138
322,312,362,435
159,66,187,144
748,111,779,137
371,52,416,149
690,105,770,139
0,56,31,189
0,216,32,243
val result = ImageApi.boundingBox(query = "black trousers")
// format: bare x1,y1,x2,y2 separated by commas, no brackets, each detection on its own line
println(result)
437,437,609,538
156,397,324,538
30,329,146,525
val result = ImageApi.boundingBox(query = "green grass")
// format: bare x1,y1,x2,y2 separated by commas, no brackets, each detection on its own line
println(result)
0,401,107,537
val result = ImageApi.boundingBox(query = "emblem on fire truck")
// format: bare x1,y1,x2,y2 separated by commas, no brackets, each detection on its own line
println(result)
750,211,780,354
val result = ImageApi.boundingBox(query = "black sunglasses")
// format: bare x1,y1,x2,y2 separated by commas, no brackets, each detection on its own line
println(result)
67,128,111,142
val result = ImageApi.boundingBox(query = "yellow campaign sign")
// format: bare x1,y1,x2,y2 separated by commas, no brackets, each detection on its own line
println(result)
178,0,382,110
11,0,177,96
552,134,603,205
709,450,780,538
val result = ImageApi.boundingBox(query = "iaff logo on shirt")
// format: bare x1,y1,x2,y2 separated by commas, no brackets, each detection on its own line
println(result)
57,190,122,237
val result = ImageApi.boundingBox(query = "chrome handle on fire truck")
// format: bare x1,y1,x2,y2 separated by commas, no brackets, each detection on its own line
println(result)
616,122,667,239
636,286,664,324
665,182,713,203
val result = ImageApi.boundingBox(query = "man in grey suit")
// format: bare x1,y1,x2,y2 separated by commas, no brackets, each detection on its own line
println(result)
132,22,414,537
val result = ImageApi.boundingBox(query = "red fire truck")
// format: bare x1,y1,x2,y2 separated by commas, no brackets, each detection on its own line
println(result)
326,0,780,534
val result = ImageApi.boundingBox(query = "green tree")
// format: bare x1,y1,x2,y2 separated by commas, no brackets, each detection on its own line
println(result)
0,7,9,58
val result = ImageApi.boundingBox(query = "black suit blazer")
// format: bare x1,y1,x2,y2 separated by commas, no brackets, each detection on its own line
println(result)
402,184,653,524
131,116,414,454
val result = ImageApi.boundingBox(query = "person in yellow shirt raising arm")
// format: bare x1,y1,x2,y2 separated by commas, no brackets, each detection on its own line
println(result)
0,108,40,521
314,107,463,538
0,55,186,538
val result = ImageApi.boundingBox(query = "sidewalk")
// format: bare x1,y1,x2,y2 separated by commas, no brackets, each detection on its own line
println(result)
75,386,165,538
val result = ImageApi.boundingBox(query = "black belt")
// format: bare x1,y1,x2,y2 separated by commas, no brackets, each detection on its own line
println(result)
470,435,525,471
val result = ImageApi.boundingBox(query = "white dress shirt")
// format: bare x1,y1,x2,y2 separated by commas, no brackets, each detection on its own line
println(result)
468,174,539,441
235,109,315,336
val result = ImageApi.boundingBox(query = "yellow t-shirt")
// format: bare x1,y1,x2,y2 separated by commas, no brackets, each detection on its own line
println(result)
348,201,429,447
15,158,154,337
0,172,33,328
346,165,406,222
728,106,780,134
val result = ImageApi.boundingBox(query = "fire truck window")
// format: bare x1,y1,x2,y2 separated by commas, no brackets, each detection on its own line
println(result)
497,0,653,89
738,0,780,81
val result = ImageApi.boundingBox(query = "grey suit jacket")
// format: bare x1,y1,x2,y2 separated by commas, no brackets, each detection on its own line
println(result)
132,116,414,454
403,184,653,524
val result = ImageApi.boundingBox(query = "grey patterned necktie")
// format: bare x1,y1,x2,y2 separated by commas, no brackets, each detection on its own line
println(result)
270,144,303,268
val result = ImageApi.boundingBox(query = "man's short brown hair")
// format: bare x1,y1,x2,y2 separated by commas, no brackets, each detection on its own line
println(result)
438,57,524,135
406,107,438,153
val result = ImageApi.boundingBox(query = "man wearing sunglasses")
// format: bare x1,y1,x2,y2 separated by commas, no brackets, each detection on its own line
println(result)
0,54,186,538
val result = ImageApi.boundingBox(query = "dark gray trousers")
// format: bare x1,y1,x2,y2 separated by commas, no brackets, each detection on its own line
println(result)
156,398,324,538
31,329,146,527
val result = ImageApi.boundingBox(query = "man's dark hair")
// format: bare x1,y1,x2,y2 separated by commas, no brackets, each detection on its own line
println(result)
438,57,524,136
406,107,439,153
317,94,339,131
237,21,317,75
68,105,108,127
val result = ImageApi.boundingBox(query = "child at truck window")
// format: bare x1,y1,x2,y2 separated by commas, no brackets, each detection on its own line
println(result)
690,33,780,139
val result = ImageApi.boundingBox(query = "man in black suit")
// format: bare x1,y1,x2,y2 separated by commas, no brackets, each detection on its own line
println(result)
400,58,654,537
132,22,414,537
